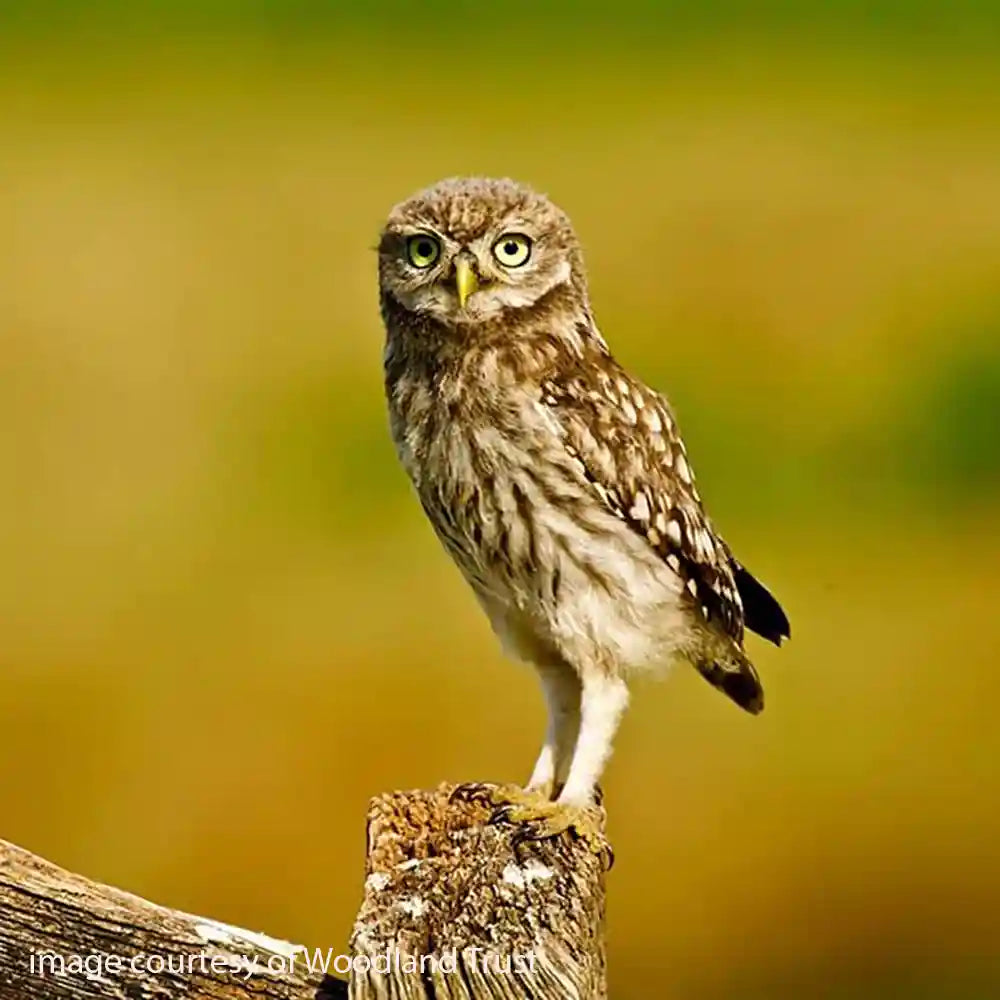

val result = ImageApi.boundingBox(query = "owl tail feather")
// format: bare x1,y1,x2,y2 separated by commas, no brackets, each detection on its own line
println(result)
695,647,764,715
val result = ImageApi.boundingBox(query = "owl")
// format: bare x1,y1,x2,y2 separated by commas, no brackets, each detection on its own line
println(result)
378,177,789,854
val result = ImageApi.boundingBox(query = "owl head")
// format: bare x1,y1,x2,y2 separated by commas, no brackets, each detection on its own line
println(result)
378,177,586,325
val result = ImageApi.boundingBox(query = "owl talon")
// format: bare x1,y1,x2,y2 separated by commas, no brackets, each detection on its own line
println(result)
449,782,498,806
507,804,612,870
478,785,613,870
488,804,513,825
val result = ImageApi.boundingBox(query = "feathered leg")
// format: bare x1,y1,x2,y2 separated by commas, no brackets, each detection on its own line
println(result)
526,659,581,798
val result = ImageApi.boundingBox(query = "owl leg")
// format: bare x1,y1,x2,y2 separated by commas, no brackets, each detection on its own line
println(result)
454,661,579,823
485,671,626,867
558,670,629,807
526,659,581,799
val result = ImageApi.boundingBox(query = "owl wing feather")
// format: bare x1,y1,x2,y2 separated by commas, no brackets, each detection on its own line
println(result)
539,352,750,643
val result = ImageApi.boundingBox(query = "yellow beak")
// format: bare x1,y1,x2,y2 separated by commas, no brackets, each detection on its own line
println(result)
454,257,479,308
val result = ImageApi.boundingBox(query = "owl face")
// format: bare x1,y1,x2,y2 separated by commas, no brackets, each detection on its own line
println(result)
378,178,583,325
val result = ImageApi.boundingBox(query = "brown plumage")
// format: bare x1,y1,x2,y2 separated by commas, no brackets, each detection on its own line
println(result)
379,177,788,842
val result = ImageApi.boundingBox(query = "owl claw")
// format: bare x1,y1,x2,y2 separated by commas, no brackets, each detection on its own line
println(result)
449,781,498,807
449,783,613,868
463,784,613,870
508,803,613,870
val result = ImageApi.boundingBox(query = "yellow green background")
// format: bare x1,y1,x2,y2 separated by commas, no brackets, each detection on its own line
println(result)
2,4,999,997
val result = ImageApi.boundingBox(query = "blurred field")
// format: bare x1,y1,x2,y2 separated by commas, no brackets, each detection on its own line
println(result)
2,7,1000,998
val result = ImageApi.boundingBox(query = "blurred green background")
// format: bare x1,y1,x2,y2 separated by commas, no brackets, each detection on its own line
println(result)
2,3,999,997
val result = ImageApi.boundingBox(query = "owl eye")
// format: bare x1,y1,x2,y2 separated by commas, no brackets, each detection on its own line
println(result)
492,233,532,268
406,234,441,269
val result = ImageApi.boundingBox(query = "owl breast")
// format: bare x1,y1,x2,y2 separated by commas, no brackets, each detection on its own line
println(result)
385,351,690,674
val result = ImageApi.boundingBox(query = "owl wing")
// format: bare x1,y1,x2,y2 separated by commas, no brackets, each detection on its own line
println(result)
540,355,775,646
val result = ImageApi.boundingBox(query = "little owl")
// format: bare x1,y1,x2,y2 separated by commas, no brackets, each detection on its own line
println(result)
379,177,789,856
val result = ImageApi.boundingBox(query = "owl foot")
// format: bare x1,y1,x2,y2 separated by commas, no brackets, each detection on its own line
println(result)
449,781,538,808
452,783,612,869
498,798,613,869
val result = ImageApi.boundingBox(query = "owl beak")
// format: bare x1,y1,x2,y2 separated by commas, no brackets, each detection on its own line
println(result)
454,257,480,308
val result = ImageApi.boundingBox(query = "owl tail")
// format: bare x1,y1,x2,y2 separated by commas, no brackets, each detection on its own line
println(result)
695,646,764,715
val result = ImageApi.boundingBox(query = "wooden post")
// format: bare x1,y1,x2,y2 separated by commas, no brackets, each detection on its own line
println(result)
0,783,607,1000
351,783,607,999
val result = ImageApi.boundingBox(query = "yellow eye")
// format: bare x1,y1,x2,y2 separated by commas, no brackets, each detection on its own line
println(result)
492,233,532,268
406,234,441,269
